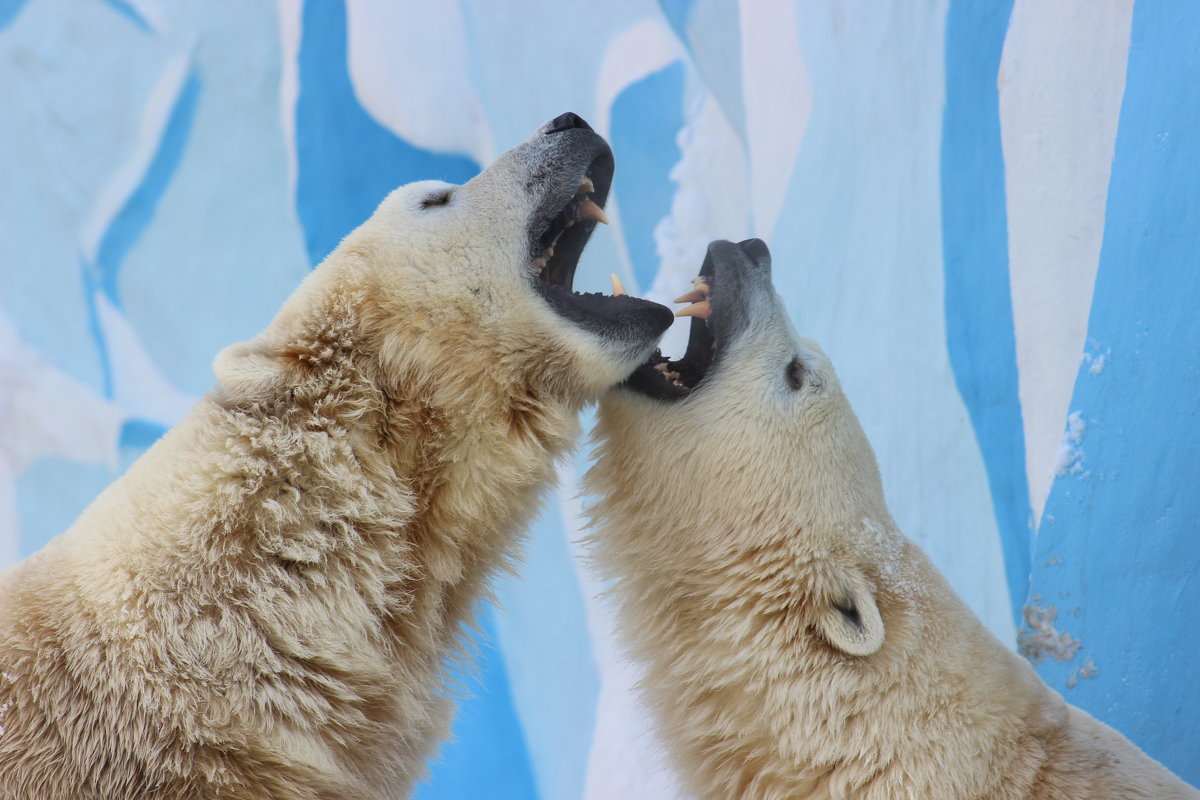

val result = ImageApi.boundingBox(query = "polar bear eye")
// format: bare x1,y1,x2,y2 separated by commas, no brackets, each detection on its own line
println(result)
786,357,805,391
420,190,453,209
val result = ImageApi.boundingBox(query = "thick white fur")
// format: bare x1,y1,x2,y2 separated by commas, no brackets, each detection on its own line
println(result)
586,261,1198,799
0,125,660,799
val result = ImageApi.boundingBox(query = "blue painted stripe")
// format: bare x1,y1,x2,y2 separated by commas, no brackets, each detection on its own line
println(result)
295,0,479,266
94,70,202,308
492,459,600,800
81,258,115,399
413,606,540,800
118,417,168,472
82,69,201,399
0,0,27,30
940,0,1029,625
657,0,697,42
100,0,152,32
609,61,685,293
656,0,744,144
1029,3,1200,783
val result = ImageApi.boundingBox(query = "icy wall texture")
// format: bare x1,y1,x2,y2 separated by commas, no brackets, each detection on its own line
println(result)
1,0,1196,795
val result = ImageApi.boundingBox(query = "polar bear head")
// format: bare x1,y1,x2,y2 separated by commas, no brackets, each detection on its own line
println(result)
216,113,673,410
591,239,892,657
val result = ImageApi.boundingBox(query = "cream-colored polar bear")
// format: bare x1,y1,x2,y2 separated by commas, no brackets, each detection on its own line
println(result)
0,113,672,800
586,239,1197,800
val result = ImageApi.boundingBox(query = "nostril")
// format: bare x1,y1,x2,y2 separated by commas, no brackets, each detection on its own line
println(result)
545,112,592,134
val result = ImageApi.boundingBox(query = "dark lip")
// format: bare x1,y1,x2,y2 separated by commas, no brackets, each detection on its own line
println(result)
528,121,673,343
621,239,770,402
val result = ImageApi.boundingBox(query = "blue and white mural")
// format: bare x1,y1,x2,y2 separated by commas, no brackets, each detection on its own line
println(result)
1,0,1196,794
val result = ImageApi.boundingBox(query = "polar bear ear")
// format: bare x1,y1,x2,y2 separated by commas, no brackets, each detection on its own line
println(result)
213,339,291,399
816,569,884,657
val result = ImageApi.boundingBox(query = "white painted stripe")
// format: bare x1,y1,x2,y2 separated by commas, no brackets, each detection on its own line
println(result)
738,0,811,239
0,467,16,568
345,0,493,164
274,0,301,199
999,0,1134,525
649,90,750,361
95,293,196,427
0,311,123,567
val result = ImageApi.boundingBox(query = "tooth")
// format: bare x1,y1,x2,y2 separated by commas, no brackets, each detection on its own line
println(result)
690,276,709,287
610,273,627,296
544,246,555,260
673,288,708,304
579,177,595,194
577,198,609,224
654,363,669,373
675,300,711,319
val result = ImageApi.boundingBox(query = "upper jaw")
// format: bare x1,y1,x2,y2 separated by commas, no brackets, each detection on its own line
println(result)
527,128,614,290
520,114,672,355
622,238,773,402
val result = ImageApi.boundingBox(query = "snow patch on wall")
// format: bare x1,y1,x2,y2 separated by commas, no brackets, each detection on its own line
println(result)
1018,601,1082,664
1052,411,1086,478
650,91,750,359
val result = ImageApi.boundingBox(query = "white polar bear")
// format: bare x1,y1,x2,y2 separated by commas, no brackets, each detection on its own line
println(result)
586,239,1197,800
0,113,672,800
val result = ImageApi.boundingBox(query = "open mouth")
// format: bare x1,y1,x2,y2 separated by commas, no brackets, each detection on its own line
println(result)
529,139,671,338
620,237,769,402
623,271,718,401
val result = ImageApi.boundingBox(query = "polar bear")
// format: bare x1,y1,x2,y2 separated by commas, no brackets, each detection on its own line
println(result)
585,239,1197,800
0,113,672,800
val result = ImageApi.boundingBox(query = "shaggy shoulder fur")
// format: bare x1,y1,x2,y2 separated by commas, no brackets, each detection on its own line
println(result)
0,115,670,799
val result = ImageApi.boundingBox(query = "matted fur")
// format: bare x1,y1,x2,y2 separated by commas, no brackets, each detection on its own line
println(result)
0,121,666,799
586,241,1197,800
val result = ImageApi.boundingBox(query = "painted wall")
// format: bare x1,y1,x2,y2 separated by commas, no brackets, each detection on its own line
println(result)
1,0,1196,794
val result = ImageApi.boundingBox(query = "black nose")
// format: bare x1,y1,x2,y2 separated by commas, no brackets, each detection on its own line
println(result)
738,238,772,271
545,112,592,134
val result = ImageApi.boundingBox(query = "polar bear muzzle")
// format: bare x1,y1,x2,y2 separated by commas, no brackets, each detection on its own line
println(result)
623,238,772,401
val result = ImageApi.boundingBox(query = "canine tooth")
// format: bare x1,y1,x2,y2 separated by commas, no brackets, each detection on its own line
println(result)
579,176,595,194
577,198,609,224
675,300,711,319
673,288,708,304
610,273,627,296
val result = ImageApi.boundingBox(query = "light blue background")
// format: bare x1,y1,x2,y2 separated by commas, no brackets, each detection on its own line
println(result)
1,0,1196,793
